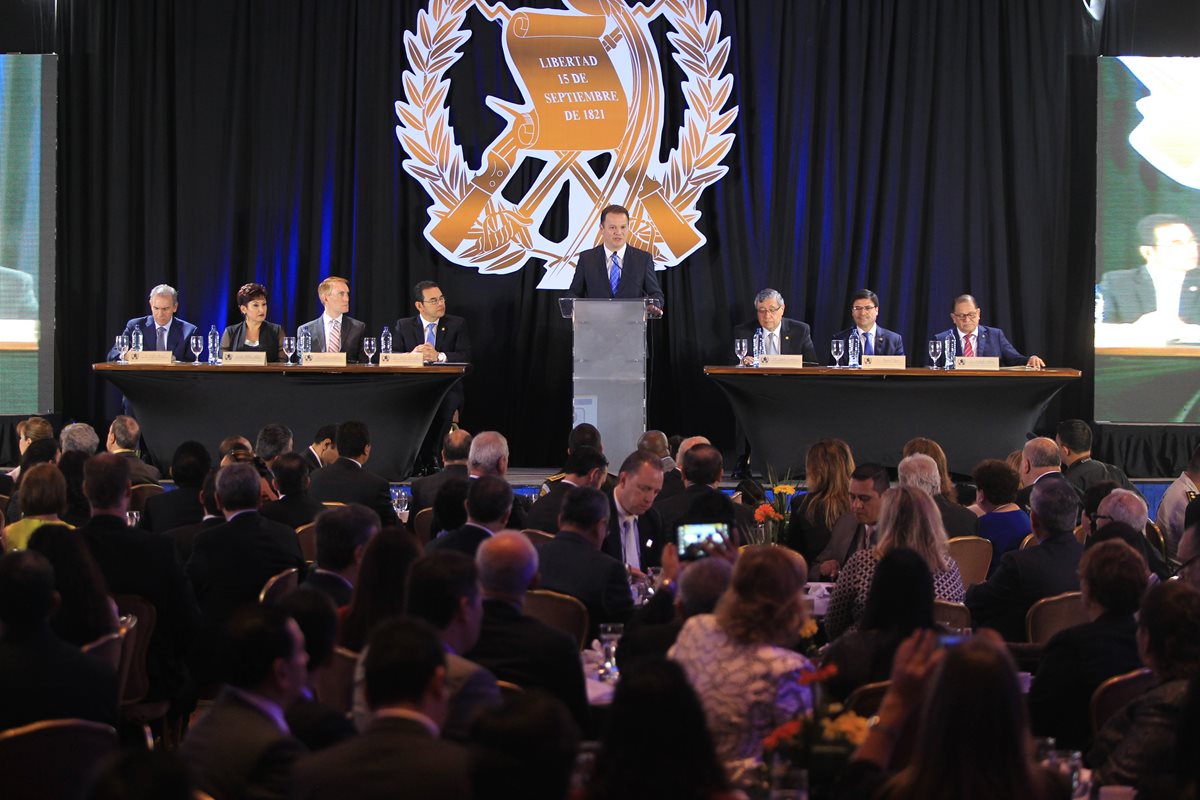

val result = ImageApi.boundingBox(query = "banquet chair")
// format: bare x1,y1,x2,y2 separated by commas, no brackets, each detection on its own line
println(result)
845,681,890,717
497,680,525,700
1026,591,1086,644
111,595,171,745
295,522,317,562
82,628,125,673
0,494,8,515
1019,533,1037,550
259,568,301,604
946,537,992,587
412,508,434,546
521,528,554,547
1144,521,1168,564
1090,667,1155,734
0,719,118,800
524,589,589,649
1073,524,1087,546
128,483,164,513
313,646,360,714
932,600,972,631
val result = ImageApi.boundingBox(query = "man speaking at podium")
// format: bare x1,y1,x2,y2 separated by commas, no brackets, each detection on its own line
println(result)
568,204,664,316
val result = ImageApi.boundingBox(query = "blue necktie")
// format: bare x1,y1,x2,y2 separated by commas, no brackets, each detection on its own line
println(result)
425,322,436,346
609,252,620,297
157,327,167,351
863,331,873,356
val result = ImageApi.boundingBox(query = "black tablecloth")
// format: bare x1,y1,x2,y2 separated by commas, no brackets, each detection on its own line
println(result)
95,364,466,480
706,367,1080,477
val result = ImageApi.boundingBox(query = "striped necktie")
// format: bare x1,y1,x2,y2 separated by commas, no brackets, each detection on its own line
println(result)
328,318,341,353
609,252,621,296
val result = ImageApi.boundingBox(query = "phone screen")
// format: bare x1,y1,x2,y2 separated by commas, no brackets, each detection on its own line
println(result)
677,522,730,559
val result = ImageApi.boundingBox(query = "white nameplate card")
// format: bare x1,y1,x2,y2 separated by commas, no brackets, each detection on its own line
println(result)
759,354,806,368
127,351,173,364
220,352,266,366
861,355,905,370
302,352,347,366
956,356,1000,371
379,352,423,367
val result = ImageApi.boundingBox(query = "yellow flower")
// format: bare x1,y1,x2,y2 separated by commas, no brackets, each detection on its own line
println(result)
799,618,819,639
820,711,870,746
773,484,798,495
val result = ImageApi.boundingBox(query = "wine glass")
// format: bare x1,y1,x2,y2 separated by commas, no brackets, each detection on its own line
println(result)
189,334,204,365
830,339,844,368
597,623,623,683
115,334,130,364
927,339,943,369
391,487,410,522
363,336,377,365
734,338,748,366
282,336,296,366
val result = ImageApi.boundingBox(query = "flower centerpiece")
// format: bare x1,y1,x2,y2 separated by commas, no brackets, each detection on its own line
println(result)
747,470,798,545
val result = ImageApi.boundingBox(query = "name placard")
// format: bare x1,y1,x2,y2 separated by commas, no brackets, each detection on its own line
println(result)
127,351,173,364
302,352,347,366
220,352,266,366
861,355,906,370
759,354,806,368
380,352,423,367
956,356,1000,371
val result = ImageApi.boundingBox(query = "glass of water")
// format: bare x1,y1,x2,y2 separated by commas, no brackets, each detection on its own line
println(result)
363,337,377,365
190,334,204,365
282,336,296,365
734,338,748,365
125,510,140,527
928,339,944,369
115,334,131,364
390,486,409,522
598,623,623,683
830,339,844,368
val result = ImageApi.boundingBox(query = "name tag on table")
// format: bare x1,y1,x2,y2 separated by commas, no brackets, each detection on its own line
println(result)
759,354,806,368
127,351,173,364
956,356,1000,371
861,355,905,370
220,351,266,366
379,353,423,367
302,352,347,366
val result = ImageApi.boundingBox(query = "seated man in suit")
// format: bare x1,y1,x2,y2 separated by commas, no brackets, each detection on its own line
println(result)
105,415,161,485
898,453,978,538
537,486,634,640
59,422,99,455
303,424,339,473
652,443,754,542
277,587,356,752
261,453,325,529
814,463,888,580
0,266,37,319
831,289,905,363
733,288,818,365
297,276,366,362
606,449,666,571
467,431,531,530
305,503,379,608
933,293,1045,368
1016,437,1079,512
410,429,472,529
181,605,308,800
396,281,472,475
638,430,684,500
427,476,511,557
567,203,664,315
141,440,211,533
293,617,470,800
1056,419,1138,496
254,423,293,472
466,532,589,727
541,422,618,496
0,550,117,731
307,421,395,528
164,469,222,565
526,445,607,534
109,283,198,362
965,477,1084,641
1098,213,1200,326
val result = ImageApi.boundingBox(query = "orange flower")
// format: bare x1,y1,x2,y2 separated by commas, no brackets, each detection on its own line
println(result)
754,503,783,523
799,663,839,686
763,718,804,751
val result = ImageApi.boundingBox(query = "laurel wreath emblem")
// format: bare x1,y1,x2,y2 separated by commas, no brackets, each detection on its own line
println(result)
395,0,736,277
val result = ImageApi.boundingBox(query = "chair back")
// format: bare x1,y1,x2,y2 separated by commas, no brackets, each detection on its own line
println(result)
1091,667,1156,734
845,681,890,717
412,507,434,546
128,483,165,512
524,589,589,650
313,646,360,714
81,628,125,673
296,522,317,562
0,719,118,800
1026,591,1087,643
113,614,139,707
932,600,972,631
521,528,555,546
112,595,157,705
0,494,8,515
1144,521,1168,563
1019,533,1037,550
946,536,992,587
259,567,301,604
1073,523,1087,546
496,680,525,700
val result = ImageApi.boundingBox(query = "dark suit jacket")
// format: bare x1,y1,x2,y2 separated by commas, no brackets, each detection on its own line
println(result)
285,694,356,753
568,243,664,307
1016,473,1084,514
302,447,323,473
603,499,666,569
658,468,685,501
80,514,201,701
307,458,395,528
116,450,161,486
964,530,1083,642
410,464,469,527
524,479,574,534
652,483,754,543
935,494,979,538
303,569,354,608
733,317,818,364
537,530,633,640
141,485,203,533
0,625,117,731
296,315,367,363
111,314,198,362
220,320,286,362
1062,458,1138,496
1099,264,1200,324
186,511,306,630
933,324,1029,366
261,492,325,529
466,599,589,727
831,325,906,362
164,516,223,565
290,716,470,800
181,686,307,800
426,522,492,557
394,314,472,363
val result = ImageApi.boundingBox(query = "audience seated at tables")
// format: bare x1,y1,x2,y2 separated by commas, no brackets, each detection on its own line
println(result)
254,423,293,472
305,503,379,608
222,448,281,506
669,545,815,790
822,548,938,702
87,749,195,800
218,435,253,464
652,444,755,542
814,463,889,580
898,452,978,538
26,523,117,647
338,527,421,652
3,416,52,491
1079,480,1120,545
140,440,212,533
1156,443,1200,559
106,415,161,485
302,423,339,473
602,449,666,570
3,436,58,522
965,476,1083,641
524,445,607,535
825,486,964,640
638,430,684,501
465,531,589,727
276,587,356,752
426,475,511,557
1029,539,1147,750
539,422,619,497
1016,437,1076,512
307,421,394,527
55,449,93,528
0,550,117,731
785,438,855,567
467,431,531,530
969,458,1032,573
901,436,961,503
259,452,324,529
164,468,221,565
180,605,308,800
430,477,470,539
409,429,472,528
1094,488,1170,579
1057,419,1139,496
292,618,471,800
59,422,100,455
2,462,73,550
1089,580,1200,789
467,691,580,800
587,659,738,800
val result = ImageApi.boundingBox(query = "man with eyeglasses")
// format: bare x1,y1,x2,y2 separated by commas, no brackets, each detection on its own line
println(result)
1098,214,1200,326
830,289,904,364
933,293,1045,369
396,280,472,475
732,288,817,365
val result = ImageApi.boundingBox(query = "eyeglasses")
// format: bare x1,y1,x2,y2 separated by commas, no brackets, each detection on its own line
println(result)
756,305,783,314
421,296,446,305
952,312,980,321
852,305,876,312
1091,514,1113,524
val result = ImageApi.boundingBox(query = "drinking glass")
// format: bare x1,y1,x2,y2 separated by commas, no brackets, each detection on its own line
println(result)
125,510,140,528
282,336,296,365
769,757,808,800
597,623,623,683
734,338,749,365
927,338,943,369
363,337,377,365
1044,750,1083,797
830,339,844,368
390,486,409,522
115,334,131,364
190,334,204,365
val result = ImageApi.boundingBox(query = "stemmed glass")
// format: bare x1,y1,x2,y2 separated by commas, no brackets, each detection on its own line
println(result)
928,339,944,369
830,339,844,368
597,623,623,684
115,334,130,364
734,338,748,366
189,334,204,366
282,336,296,366
390,486,409,522
363,337,378,365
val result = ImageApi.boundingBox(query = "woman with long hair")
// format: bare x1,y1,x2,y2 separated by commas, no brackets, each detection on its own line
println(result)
902,437,957,500
3,463,72,551
338,526,421,651
27,523,118,646
785,438,855,565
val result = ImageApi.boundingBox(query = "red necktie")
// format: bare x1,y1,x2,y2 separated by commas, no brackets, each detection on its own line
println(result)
963,333,974,357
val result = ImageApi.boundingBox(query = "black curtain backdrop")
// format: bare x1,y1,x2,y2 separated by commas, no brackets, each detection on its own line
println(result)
51,0,1160,469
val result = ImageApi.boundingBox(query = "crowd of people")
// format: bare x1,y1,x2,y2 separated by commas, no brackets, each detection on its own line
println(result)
3,411,1200,800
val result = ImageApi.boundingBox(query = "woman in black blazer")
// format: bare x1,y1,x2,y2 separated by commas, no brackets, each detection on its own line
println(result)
220,282,285,362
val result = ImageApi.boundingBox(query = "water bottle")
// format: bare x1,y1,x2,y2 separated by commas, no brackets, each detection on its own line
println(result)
131,327,143,353
944,333,956,370
752,329,764,367
207,325,220,365
847,334,861,368
380,326,392,354
299,328,312,356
